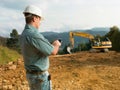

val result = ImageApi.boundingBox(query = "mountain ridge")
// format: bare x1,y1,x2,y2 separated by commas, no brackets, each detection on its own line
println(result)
41,27,110,48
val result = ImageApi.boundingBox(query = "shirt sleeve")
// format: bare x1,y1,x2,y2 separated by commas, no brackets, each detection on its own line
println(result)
27,35,54,56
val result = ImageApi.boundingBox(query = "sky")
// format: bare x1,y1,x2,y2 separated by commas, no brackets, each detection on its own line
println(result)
0,0,120,37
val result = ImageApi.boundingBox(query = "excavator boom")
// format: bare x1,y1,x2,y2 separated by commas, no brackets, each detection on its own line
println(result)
69,31,94,48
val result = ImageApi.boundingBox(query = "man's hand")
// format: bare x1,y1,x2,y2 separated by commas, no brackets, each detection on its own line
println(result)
51,40,61,55
52,40,61,47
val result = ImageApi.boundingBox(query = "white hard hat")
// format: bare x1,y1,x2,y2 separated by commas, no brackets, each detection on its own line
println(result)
23,5,43,18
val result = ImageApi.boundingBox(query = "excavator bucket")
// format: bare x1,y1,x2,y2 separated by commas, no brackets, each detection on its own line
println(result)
67,46,72,54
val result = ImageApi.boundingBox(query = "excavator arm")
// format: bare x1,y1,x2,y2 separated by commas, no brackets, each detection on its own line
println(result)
69,31,94,48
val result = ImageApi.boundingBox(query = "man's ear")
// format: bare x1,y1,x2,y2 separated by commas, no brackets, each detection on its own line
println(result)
32,16,36,22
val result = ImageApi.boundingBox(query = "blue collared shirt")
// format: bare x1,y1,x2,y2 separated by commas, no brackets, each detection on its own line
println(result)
20,24,54,71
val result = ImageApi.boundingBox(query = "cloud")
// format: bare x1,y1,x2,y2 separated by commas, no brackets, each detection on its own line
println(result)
0,0,27,11
0,8,24,36
0,0,120,37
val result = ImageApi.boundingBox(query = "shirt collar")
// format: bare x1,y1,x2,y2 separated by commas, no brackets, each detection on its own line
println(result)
25,24,38,31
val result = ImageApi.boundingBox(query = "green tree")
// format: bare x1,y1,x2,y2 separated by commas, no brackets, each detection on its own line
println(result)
6,29,20,53
105,26,119,40
10,29,19,39
104,26,120,51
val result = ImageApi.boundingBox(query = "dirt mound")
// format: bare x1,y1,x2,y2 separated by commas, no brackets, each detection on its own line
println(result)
0,51,120,90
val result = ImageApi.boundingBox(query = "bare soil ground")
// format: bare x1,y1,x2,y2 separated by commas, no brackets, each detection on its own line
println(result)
0,51,120,90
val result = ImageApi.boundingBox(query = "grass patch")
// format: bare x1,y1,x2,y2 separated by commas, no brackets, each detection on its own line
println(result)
0,46,21,65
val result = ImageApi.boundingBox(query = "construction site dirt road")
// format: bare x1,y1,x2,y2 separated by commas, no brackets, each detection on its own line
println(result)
0,51,120,90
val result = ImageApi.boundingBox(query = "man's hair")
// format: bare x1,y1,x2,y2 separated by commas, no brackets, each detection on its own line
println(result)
24,13,39,24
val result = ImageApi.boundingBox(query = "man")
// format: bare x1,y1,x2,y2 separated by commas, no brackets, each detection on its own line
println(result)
20,5,61,90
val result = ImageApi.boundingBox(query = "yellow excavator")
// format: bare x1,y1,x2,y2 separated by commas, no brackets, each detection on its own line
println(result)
67,31,112,53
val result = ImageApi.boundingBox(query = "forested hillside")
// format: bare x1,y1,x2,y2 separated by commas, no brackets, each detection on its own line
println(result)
0,26,120,54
